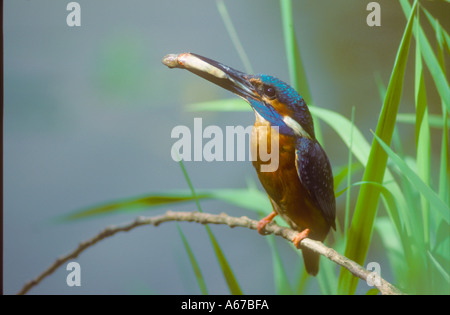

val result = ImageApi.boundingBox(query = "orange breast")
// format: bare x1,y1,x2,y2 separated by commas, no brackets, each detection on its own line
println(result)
251,118,329,241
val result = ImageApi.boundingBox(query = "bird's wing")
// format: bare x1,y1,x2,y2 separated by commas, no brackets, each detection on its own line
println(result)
295,137,336,230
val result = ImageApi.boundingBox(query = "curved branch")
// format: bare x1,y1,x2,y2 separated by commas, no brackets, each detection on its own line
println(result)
17,210,404,295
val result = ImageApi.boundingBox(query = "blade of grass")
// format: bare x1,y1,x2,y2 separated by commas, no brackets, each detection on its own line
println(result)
279,0,323,145
427,3,449,208
205,225,243,295
338,1,417,294
279,0,312,104
214,7,316,294
431,220,450,294
265,235,292,294
396,113,450,128
431,14,450,207
383,130,432,294
339,177,426,294
344,107,356,240
374,72,387,101
421,6,450,70
316,237,346,295
337,180,402,235
414,10,428,147
186,98,412,241
366,288,380,295
310,106,409,226
414,12,431,247
177,225,208,294
216,0,253,74
372,132,449,224
309,106,370,166
178,159,243,294
427,251,450,285
58,187,271,222
434,220,450,255
391,125,423,241
186,100,450,136
400,0,449,113
57,192,212,222
333,162,363,192
186,98,249,112
374,217,404,270
186,99,413,236
432,221,450,294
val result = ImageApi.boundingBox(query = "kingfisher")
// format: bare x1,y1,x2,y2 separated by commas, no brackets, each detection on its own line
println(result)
162,53,336,276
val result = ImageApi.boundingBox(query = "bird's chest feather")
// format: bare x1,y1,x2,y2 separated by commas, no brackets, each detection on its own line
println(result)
250,117,318,231
251,117,294,171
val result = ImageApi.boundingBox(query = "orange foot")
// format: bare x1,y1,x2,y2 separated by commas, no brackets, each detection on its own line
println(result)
257,212,278,235
293,228,311,249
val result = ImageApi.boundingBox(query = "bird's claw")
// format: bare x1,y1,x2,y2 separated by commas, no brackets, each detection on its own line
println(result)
257,212,278,235
293,228,311,249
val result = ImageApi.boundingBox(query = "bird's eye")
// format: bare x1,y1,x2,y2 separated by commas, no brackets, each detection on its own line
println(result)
263,85,276,99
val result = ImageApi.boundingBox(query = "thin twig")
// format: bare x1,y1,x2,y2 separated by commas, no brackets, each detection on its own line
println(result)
18,210,404,295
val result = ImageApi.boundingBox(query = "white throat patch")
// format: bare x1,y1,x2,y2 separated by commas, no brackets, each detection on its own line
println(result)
283,116,312,139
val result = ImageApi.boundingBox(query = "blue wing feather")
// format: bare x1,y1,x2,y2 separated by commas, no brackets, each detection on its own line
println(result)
295,137,336,230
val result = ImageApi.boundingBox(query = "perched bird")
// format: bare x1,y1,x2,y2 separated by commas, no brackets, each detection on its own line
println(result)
162,53,336,276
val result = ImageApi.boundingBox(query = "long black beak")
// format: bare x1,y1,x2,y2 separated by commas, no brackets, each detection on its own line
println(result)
162,53,257,100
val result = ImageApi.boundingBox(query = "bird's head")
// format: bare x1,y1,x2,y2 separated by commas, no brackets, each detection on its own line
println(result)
162,53,315,139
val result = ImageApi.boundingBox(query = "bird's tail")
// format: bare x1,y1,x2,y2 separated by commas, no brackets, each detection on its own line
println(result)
302,248,320,276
